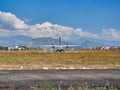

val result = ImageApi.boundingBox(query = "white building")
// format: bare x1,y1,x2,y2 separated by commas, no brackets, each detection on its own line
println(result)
100,46,111,50
8,45,25,51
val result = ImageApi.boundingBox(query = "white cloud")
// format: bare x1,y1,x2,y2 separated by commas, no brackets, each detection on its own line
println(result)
0,11,28,30
0,11,98,40
0,11,120,41
0,29,11,36
26,22,98,40
75,28,98,38
101,29,120,41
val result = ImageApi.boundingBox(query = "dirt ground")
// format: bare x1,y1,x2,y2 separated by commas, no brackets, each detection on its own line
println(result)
0,64,120,70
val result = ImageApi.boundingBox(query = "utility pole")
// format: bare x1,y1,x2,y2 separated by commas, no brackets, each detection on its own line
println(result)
59,37,61,46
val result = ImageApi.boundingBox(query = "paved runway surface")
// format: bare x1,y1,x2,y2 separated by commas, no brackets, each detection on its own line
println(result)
0,69,120,89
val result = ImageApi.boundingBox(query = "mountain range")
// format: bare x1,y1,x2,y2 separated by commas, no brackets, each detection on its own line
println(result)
0,35,108,48
0,35,32,46
80,40,104,48
24,37,74,47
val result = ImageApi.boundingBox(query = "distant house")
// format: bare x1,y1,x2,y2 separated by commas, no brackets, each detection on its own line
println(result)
8,45,26,51
100,46,111,50
111,46,120,50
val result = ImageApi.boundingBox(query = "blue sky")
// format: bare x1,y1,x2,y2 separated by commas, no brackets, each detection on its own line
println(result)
0,0,120,45
0,0,120,33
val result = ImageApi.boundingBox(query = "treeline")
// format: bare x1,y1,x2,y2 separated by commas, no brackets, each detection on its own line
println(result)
0,46,8,50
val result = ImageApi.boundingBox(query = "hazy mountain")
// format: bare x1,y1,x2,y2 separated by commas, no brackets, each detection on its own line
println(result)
80,40,105,48
0,35,118,48
0,35,32,46
24,37,74,47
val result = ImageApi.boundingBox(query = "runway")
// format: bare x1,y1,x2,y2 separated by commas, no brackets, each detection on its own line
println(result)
0,69,120,89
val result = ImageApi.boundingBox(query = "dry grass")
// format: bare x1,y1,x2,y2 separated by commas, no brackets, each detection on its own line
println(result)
0,50,120,70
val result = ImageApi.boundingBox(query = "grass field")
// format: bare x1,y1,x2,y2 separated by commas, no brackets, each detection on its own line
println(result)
1,81,119,90
0,50,120,70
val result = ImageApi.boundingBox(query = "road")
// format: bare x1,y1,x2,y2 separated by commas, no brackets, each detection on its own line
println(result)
0,69,120,89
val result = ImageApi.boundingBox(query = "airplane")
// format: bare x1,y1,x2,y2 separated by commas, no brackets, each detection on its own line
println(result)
41,37,80,52
54,37,65,52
